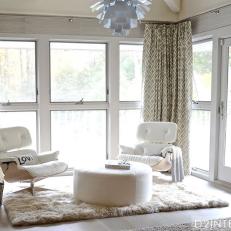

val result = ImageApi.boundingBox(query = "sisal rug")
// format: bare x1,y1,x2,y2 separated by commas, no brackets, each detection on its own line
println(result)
126,217,231,231
4,183,229,226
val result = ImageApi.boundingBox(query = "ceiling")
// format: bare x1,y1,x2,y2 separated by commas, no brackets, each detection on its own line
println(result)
0,0,230,22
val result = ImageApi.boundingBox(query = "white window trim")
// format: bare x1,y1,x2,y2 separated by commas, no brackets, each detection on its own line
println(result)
191,24,231,182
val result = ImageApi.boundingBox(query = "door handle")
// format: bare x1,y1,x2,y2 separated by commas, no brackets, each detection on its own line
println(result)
219,101,225,119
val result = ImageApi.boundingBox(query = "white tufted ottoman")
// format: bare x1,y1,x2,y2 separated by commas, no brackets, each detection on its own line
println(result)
73,162,152,206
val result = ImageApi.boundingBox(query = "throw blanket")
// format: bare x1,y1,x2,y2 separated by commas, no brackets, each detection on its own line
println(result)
118,145,184,182
161,146,184,182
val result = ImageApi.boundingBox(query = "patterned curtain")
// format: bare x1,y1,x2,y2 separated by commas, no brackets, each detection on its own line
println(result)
142,21,192,175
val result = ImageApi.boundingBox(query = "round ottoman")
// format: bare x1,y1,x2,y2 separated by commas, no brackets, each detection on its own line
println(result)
73,161,152,206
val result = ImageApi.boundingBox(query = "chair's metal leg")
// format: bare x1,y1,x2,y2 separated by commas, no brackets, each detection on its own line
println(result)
0,181,4,206
30,181,35,196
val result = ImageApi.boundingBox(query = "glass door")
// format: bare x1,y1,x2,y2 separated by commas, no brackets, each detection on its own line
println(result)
218,38,231,182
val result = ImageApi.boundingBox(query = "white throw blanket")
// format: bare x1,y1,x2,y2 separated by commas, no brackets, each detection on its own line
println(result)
118,145,184,182
161,145,184,182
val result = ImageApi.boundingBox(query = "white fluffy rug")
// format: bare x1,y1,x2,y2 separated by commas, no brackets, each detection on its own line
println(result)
4,183,228,226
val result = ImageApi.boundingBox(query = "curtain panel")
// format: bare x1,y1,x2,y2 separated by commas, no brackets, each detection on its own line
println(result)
142,21,192,175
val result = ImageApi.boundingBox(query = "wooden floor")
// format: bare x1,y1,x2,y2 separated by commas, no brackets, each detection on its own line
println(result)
1,175,231,231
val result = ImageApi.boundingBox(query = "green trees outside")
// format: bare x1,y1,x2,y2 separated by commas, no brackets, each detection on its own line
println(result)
0,42,36,102
120,45,143,101
51,46,106,102
193,44,212,101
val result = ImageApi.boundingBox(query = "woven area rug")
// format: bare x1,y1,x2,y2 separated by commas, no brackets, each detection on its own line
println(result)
126,217,231,231
4,183,229,226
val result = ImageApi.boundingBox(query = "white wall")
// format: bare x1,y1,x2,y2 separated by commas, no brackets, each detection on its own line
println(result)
0,0,178,22
180,0,231,19
146,0,178,21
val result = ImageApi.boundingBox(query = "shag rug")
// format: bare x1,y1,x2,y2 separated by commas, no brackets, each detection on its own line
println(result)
4,183,228,226
126,217,231,231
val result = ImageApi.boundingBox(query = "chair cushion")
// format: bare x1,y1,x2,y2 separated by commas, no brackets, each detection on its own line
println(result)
136,122,177,143
21,161,68,178
0,127,31,152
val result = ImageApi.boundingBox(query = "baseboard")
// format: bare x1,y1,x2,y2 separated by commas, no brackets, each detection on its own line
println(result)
191,169,210,181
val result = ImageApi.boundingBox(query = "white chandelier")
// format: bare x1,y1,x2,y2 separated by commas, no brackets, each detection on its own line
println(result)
91,0,152,36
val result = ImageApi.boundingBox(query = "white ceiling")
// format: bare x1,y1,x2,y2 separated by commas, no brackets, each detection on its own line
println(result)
0,0,230,21
0,0,177,21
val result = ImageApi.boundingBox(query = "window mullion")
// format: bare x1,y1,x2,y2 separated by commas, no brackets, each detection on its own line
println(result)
108,39,120,159
37,38,51,152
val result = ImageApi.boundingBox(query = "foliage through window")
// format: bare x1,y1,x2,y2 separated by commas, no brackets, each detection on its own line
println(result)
50,42,106,102
120,44,143,101
193,41,212,102
0,41,36,103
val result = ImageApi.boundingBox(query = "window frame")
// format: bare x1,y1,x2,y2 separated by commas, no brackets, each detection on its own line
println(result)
50,109,108,161
191,38,213,176
119,42,143,147
49,41,108,103
119,42,143,103
0,39,38,104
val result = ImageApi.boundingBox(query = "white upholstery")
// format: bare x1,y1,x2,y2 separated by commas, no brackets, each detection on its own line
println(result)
137,122,177,143
22,161,68,178
37,151,59,163
119,122,184,182
73,162,152,206
0,127,31,152
0,126,68,183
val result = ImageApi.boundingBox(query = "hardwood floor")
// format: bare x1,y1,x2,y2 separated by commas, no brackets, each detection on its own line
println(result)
1,175,231,231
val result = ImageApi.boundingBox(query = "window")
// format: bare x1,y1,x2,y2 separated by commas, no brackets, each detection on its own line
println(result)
50,42,106,102
51,110,106,167
0,40,37,150
193,41,212,102
0,111,37,149
190,110,211,171
120,44,143,102
191,40,213,172
119,44,143,147
50,42,108,165
0,41,36,103
120,110,141,146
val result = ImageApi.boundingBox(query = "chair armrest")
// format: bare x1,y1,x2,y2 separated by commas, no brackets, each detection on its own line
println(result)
37,151,59,163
